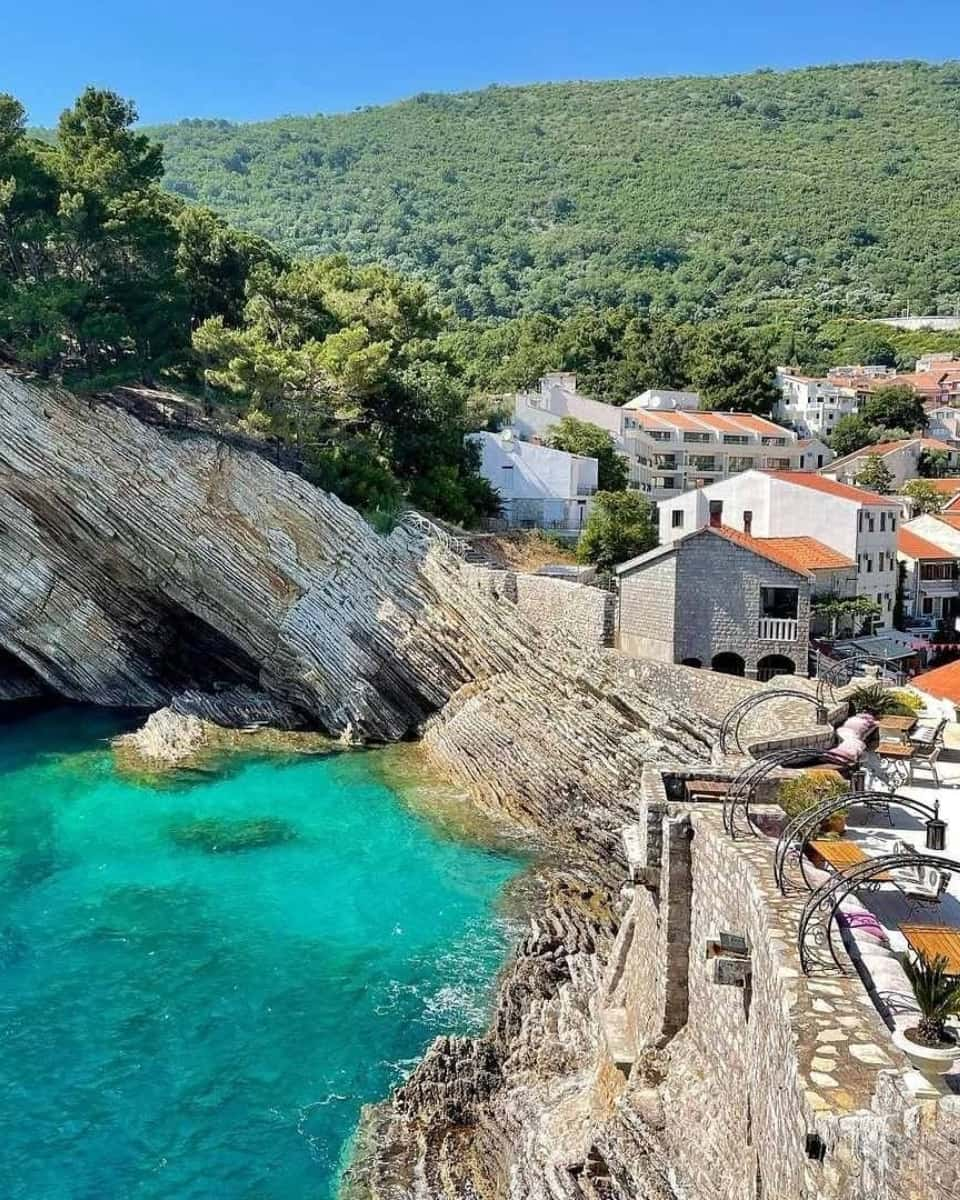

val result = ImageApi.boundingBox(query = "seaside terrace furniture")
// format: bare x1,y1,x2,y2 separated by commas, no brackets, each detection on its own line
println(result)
900,924,960,975
910,718,946,747
877,715,917,745
684,779,730,804
907,740,943,787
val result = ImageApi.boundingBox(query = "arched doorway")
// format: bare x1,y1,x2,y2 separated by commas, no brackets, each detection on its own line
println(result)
711,652,745,677
757,654,796,683
680,657,702,668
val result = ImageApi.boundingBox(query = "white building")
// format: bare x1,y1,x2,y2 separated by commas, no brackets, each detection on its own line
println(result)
626,388,701,412
774,369,859,438
824,437,960,490
657,470,901,629
512,373,805,500
897,521,960,628
468,429,597,532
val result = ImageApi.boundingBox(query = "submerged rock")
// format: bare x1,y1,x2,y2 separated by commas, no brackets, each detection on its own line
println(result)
168,816,297,853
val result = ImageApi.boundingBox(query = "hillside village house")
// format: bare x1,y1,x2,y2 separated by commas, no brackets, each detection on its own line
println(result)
657,470,900,630
824,437,960,490
468,429,597,532
828,363,960,407
615,515,843,680
774,369,859,437
897,522,960,628
512,373,807,500
797,436,835,471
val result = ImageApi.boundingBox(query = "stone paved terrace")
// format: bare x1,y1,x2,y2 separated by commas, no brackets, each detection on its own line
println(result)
615,756,960,1199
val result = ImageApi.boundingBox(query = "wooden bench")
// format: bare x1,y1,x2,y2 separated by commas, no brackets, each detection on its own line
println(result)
685,779,730,803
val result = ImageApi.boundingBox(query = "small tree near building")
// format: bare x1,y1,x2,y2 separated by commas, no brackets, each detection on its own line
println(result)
576,491,657,573
919,449,951,478
853,453,894,495
900,478,945,515
860,385,925,434
548,416,628,491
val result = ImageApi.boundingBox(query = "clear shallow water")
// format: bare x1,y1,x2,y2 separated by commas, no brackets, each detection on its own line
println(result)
0,708,524,1200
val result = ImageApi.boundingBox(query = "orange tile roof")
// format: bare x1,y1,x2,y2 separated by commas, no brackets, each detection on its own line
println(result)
911,659,960,706
714,526,812,576
631,409,790,437
897,528,957,561
923,477,960,495
752,537,855,572
921,437,956,452
764,470,900,506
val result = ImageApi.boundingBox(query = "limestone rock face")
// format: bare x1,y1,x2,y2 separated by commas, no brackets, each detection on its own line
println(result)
0,369,765,1199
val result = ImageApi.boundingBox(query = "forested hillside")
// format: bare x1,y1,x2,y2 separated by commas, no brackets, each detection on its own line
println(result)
151,61,960,321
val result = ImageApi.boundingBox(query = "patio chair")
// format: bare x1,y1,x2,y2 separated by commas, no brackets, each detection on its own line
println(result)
909,719,945,748
908,741,942,787
891,861,951,914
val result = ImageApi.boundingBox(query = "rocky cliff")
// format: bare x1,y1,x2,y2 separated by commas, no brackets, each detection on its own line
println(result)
0,368,776,1198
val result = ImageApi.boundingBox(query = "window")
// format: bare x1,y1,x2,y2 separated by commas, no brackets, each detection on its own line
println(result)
876,593,882,607
858,512,863,533
868,515,875,533
683,432,711,443
866,557,873,573
923,597,934,615
671,510,684,529
891,516,897,531
648,430,672,441
921,563,956,581
817,454,824,467
722,434,749,445
760,586,799,619
880,513,886,531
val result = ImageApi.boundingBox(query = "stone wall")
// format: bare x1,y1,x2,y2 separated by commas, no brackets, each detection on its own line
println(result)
465,564,615,649
618,554,677,662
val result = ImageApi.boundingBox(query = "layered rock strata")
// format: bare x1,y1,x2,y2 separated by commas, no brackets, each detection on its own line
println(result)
0,369,798,1198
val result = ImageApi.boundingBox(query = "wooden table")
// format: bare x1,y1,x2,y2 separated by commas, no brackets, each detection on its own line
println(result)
878,715,917,746
877,741,915,759
900,924,960,975
808,840,871,870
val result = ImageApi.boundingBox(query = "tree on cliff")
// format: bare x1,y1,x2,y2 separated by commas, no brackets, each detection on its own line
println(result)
576,491,657,572
193,256,499,524
547,417,628,491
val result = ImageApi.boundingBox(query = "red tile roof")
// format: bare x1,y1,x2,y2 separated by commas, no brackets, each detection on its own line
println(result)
714,526,812,576
923,477,960,495
936,513,960,531
754,537,855,572
764,470,900,506
911,659,960,706
897,528,957,562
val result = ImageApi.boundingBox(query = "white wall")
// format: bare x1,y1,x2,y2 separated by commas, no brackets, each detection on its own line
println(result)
469,431,597,501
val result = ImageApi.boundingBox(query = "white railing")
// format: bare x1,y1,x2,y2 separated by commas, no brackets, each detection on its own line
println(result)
758,617,798,642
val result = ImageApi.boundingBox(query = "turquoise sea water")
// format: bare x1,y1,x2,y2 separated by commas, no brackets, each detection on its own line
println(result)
0,708,524,1200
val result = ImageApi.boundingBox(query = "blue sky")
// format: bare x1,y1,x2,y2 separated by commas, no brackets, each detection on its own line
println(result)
7,0,960,126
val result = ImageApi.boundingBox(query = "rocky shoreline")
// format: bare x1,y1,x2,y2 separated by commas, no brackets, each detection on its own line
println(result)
0,369,783,1198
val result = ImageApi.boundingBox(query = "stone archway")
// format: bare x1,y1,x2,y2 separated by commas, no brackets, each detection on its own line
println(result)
756,654,796,683
680,657,702,668
711,652,745,677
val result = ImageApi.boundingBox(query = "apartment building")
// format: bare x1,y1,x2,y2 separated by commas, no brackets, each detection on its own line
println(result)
468,429,597,532
512,374,804,500
774,369,859,437
657,470,900,629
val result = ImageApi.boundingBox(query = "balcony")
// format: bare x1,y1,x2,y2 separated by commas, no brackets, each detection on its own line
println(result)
758,617,799,641
687,457,720,472
654,455,680,470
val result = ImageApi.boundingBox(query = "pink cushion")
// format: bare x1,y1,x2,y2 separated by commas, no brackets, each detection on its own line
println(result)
824,738,863,764
843,714,877,738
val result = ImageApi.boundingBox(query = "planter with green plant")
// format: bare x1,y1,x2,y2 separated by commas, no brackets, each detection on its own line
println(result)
846,683,922,719
776,769,849,834
892,951,960,1075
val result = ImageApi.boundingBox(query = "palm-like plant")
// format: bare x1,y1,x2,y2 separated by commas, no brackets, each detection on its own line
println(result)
903,952,960,1046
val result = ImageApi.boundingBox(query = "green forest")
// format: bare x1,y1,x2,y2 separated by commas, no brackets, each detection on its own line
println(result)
149,61,960,321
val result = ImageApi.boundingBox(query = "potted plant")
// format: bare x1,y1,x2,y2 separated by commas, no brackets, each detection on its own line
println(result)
776,769,849,834
892,952,960,1075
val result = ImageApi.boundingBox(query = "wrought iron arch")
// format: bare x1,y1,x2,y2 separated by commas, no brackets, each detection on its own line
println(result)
718,690,831,755
722,745,851,840
814,653,901,709
798,853,960,976
773,791,941,895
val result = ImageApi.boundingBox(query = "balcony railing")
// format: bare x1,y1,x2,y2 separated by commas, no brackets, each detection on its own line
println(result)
687,457,719,471
758,617,799,641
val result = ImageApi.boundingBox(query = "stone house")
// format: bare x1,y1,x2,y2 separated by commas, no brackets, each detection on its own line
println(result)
615,515,819,680
657,470,900,630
